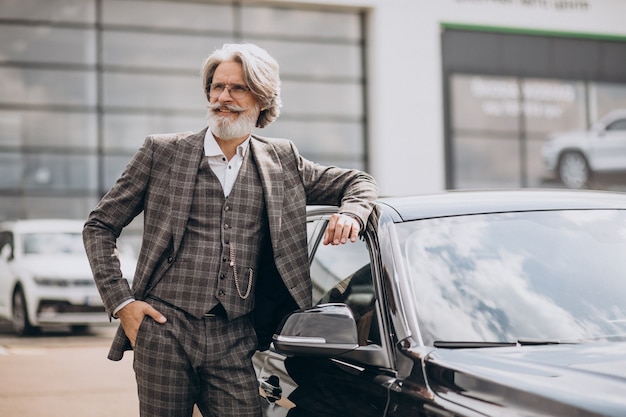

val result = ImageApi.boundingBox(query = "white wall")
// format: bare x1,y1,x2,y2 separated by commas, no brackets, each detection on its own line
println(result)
274,0,626,196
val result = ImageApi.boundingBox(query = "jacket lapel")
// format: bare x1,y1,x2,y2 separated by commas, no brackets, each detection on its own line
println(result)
169,129,206,253
250,137,284,253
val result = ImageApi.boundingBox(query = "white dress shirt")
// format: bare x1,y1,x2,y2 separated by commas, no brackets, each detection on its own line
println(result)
204,128,250,197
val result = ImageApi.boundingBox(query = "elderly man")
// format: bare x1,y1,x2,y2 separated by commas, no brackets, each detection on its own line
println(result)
83,43,378,417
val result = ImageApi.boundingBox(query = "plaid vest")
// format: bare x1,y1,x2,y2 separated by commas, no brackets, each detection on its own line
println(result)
151,148,269,319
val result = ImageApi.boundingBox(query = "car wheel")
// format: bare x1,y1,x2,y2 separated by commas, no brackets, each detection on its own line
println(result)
12,287,36,336
558,151,590,189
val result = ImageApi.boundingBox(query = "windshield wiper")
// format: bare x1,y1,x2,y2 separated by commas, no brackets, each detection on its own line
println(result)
433,341,516,348
516,338,578,346
434,339,578,349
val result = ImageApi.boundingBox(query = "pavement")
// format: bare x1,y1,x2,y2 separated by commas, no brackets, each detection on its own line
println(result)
0,324,139,417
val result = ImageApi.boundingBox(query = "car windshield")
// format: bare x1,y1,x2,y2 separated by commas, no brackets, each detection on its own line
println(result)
23,232,85,255
397,209,626,345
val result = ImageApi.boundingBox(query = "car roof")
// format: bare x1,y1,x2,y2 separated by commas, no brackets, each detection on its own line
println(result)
601,108,626,122
377,189,626,222
0,219,84,234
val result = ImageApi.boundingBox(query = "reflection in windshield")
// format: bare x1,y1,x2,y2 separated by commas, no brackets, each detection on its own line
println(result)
398,210,626,345
23,232,85,255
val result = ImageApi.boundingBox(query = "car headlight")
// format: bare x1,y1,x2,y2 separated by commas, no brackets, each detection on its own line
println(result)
33,277,95,287
34,277,69,287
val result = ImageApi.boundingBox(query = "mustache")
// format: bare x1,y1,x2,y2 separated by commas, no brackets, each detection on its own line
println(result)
207,102,246,113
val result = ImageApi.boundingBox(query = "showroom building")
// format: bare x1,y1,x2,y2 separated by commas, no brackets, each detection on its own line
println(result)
1,0,625,220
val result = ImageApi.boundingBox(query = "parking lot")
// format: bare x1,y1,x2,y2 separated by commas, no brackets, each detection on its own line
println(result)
0,322,138,417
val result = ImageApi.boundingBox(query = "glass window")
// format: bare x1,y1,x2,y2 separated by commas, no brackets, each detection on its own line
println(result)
242,6,361,41
313,157,364,171
104,154,134,190
450,74,589,189
310,229,370,304
0,231,13,258
0,25,96,65
23,232,84,255
18,196,97,220
607,119,626,131
399,210,626,345
102,0,233,32
103,114,204,152
309,223,377,345
250,39,362,79
525,136,549,188
281,80,362,118
522,78,586,134
102,72,204,111
0,0,95,23
0,0,367,223
453,134,521,189
103,31,229,70
21,153,97,191
0,112,21,147
0,110,97,149
307,220,320,247
451,74,520,133
261,119,363,158
0,153,21,190
590,82,626,121
0,197,21,222
0,68,96,106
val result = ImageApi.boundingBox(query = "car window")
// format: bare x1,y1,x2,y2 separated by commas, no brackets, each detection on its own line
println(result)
23,232,84,255
306,219,326,256
0,231,13,260
309,224,380,346
398,209,626,345
606,118,626,131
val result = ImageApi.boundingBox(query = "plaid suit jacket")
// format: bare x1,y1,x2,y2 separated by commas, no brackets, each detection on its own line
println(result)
83,128,378,360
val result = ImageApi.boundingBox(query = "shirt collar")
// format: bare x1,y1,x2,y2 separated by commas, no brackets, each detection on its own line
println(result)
204,128,251,158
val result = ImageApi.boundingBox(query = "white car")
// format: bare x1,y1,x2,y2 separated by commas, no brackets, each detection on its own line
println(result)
0,219,136,335
541,109,626,188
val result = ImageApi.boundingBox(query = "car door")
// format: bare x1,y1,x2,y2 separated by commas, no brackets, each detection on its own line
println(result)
588,117,626,171
255,208,394,417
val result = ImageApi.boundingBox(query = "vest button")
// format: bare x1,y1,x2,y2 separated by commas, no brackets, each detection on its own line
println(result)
222,256,228,262
224,224,229,229
224,205,230,211
218,290,225,296
167,256,174,263
219,273,226,280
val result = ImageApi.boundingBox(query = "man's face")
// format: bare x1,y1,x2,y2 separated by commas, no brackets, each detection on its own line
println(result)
207,60,260,141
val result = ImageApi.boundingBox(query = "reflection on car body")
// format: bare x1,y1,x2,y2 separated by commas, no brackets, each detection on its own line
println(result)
254,189,626,417
0,219,137,335
541,109,626,188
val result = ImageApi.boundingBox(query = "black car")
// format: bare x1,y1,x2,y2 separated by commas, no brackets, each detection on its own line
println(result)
254,189,626,417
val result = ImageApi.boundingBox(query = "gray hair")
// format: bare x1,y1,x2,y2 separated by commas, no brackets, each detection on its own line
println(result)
200,43,282,128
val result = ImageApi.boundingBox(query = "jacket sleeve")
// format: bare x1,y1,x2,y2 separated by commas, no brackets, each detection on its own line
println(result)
290,141,379,226
82,137,155,316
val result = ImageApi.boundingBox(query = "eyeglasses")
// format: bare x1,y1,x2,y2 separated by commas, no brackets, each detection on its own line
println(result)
207,83,250,99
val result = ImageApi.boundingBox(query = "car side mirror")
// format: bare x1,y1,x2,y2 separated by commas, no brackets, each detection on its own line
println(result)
272,303,359,357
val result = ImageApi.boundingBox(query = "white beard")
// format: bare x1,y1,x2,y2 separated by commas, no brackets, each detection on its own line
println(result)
206,103,259,140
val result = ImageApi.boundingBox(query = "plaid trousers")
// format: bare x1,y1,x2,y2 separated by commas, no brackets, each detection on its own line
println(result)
132,297,262,417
